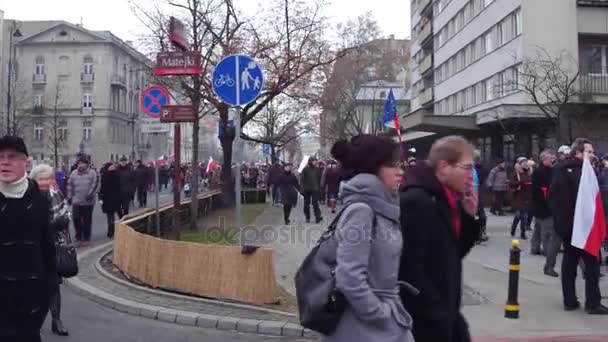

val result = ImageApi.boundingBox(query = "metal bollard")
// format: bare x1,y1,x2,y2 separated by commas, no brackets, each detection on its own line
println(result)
505,239,521,319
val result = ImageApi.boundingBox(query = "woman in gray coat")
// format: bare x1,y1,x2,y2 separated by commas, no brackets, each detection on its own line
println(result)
324,135,415,342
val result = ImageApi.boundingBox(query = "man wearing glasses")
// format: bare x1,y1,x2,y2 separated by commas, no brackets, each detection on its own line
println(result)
0,136,57,342
399,136,481,342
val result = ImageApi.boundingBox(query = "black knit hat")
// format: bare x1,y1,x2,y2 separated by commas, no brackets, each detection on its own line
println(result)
0,135,28,156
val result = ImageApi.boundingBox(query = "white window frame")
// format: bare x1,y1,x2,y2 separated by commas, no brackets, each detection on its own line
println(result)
84,61,93,75
35,57,45,75
59,127,68,142
486,77,495,100
514,9,522,36
34,124,44,141
588,45,607,75
83,93,93,108
83,127,92,142
497,21,505,46
34,94,43,107
484,32,493,54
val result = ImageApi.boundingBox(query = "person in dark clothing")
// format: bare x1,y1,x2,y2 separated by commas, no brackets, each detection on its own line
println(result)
510,158,533,240
267,160,283,205
159,165,169,190
549,138,608,314
0,135,57,342
317,161,326,204
474,151,488,243
99,163,122,238
116,157,135,218
399,136,481,342
134,160,149,207
300,157,323,223
322,161,342,214
277,163,300,224
486,160,509,215
531,150,560,276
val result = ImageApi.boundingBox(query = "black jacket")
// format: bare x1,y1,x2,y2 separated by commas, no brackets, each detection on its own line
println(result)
135,165,150,189
548,158,582,245
99,170,122,214
116,165,135,199
399,164,480,342
277,171,300,206
531,164,553,219
0,179,57,337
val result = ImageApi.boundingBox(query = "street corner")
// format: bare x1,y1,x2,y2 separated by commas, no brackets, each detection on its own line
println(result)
475,335,608,342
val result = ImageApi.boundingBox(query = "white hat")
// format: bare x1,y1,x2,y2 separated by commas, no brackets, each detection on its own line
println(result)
516,157,528,163
558,145,571,154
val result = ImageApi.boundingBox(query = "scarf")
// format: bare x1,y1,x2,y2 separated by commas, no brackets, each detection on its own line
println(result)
442,184,461,238
0,174,29,199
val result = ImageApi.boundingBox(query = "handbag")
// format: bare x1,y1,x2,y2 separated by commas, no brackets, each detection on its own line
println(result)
294,203,375,335
55,229,79,278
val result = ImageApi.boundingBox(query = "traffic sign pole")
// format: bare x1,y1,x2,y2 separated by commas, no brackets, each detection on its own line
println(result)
173,124,181,232
234,57,242,237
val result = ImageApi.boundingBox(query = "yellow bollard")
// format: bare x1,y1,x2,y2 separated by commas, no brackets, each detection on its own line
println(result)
505,239,521,319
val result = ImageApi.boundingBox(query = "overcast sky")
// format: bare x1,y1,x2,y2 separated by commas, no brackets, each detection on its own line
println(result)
0,0,411,45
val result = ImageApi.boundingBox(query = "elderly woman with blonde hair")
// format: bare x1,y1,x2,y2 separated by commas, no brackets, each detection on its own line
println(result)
30,164,71,336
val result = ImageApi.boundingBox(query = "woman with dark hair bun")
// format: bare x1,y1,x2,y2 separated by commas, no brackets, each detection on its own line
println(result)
323,135,414,342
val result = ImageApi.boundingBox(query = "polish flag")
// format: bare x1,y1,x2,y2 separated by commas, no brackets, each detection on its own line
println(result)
205,157,217,174
572,158,607,258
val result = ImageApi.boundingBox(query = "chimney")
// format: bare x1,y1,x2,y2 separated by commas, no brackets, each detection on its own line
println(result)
389,34,395,40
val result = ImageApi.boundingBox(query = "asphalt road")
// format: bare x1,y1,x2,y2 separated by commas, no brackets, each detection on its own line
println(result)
42,189,301,342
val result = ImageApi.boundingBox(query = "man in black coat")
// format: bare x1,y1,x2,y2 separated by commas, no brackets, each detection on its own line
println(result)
548,138,608,314
0,136,57,342
531,149,559,276
399,136,481,342
116,156,135,217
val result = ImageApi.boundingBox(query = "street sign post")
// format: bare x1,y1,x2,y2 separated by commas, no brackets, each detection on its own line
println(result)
155,51,202,76
141,86,170,118
160,105,197,123
212,55,264,238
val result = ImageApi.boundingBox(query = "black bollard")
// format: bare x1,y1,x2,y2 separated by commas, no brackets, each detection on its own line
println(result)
505,239,521,319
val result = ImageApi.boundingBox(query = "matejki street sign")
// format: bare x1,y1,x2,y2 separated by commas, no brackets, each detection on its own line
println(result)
155,51,202,76
160,105,197,123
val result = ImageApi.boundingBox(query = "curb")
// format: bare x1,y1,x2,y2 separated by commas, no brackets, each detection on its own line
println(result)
65,242,317,338
94,248,297,318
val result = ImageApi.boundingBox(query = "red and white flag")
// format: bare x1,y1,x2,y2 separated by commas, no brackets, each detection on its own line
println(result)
572,158,607,258
205,156,217,174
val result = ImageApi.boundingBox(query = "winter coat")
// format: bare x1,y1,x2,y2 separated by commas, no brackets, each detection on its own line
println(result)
486,165,509,192
399,163,480,342
99,170,122,214
548,158,582,245
300,165,321,192
0,179,57,338
510,166,533,210
67,167,100,206
135,165,150,189
46,188,70,287
116,165,136,200
531,164,553,219
277,171,300,206
267,164,283,186
323,168,342,194
323,174,414,342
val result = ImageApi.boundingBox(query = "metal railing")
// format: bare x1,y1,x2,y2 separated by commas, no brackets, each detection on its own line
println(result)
580,74,608,95
32,105,44,114
32,73,47,84
81,73,95,83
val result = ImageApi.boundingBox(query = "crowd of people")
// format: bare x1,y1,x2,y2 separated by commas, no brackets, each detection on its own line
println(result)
3,131,608,341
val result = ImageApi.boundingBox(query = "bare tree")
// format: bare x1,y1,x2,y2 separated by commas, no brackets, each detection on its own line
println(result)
133,0,339,216
2,78,32,137
46,80,68,168
517,48,581,144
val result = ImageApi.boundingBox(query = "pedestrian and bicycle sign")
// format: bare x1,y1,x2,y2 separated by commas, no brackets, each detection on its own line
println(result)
141,86,170,118
212,55,264,107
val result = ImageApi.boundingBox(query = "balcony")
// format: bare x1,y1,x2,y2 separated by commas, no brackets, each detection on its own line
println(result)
32,73,47,84
416,87,434,107
32,105,44,115
81,73,95,84
81,107,93,115
418,0,432,15
418,21,432,46
111,74,126,88
419,54,433,74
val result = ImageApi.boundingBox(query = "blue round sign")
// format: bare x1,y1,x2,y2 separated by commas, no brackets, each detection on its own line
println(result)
141,86,170,118
212,55,264,107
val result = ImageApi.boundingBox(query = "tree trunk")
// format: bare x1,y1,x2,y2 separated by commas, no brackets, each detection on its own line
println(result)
218,105,235,206
189,100,201,231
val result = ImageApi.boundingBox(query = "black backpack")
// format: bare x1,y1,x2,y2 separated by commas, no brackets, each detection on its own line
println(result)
294,203,375,334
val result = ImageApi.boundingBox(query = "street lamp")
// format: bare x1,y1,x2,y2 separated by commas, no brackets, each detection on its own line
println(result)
6,23,23,135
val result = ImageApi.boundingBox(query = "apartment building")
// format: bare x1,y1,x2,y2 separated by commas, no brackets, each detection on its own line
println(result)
406,0,608,159
0,20,167,166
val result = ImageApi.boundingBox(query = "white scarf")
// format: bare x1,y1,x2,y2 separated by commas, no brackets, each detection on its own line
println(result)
0,174,29,199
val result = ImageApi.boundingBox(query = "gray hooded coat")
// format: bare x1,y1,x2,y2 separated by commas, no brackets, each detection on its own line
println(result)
322,174,415,342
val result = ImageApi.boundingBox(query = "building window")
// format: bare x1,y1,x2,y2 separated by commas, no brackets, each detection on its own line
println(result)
448,20,455,38
514,9,522,36
34,123,44,141
83,127,92,142
486,77,494,100
58,127,68,142
497,22,505,46
480,81,488,102
83,94,92,108
33,94,43,107
83,56,94,74
484,32,493,54
35,56,45,75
